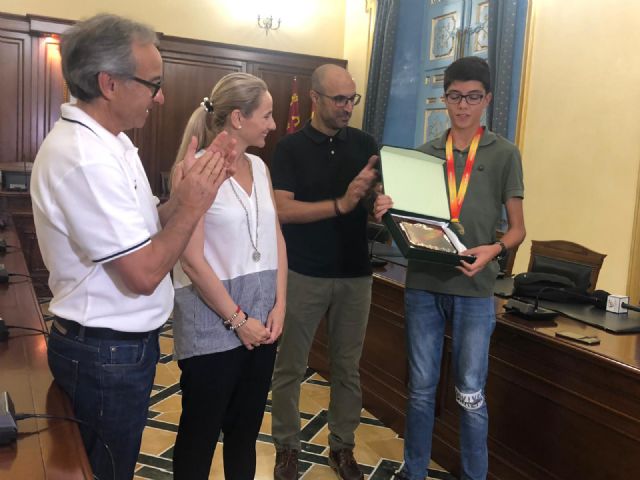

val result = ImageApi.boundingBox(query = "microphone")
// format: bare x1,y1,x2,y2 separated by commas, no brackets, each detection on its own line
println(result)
533,286,592,312
591,290,610,309
503,297,557,320
532,287,640,314
592,290,640,314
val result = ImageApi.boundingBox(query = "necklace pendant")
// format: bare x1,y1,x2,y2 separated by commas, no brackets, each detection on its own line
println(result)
252,250,261,262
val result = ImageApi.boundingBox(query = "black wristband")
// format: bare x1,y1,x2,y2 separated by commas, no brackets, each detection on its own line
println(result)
494,240,507,260
334,198,343,216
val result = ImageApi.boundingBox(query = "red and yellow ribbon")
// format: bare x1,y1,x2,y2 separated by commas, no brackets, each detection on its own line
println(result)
445,126,484,223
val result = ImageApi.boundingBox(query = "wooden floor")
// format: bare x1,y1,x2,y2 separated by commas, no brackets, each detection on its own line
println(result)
132,320,454,480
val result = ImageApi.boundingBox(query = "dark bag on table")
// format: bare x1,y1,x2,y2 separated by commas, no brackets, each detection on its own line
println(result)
512,272,589,303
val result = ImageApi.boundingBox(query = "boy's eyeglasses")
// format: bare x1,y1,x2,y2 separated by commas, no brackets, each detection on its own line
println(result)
444,92,485,105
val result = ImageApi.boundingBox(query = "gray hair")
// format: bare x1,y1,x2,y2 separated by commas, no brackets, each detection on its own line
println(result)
61,13,158,102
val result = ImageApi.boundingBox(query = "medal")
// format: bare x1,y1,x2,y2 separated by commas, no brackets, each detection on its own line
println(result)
445,126,483,236
451,220,465,236
252,251,261,262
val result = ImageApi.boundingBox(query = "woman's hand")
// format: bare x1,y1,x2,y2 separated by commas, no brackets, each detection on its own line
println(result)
234,315,270,350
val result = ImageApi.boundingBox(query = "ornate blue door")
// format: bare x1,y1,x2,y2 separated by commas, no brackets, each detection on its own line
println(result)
415,0,489,146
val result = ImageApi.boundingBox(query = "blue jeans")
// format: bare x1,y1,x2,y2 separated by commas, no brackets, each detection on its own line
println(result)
47,324,160,480
402,289,496,480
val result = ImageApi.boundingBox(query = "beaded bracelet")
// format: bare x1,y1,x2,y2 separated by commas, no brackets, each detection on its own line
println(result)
224,305,241,329
230,311,249,331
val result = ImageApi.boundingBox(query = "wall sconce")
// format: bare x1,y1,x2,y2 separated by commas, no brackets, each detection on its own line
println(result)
257,15,281,35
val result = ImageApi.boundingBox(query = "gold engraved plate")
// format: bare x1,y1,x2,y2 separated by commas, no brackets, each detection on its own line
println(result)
399,222,457,253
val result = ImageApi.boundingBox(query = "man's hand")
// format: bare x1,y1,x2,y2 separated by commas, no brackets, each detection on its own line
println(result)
171,136,227,217
337,155,379,214
264,303,285,344
204,130,238,178
373,194,394,222
457,243,501,277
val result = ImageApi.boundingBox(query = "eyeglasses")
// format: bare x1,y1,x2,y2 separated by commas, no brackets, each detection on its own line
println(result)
130,76,162,98
315,91,362,107
444,92,485,105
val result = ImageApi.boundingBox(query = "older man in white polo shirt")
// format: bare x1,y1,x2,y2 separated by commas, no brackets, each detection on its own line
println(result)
30,14,233,480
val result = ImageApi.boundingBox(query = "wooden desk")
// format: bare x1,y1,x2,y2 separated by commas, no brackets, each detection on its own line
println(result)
0,190,49,297
309,261,640,480
0,224,91,479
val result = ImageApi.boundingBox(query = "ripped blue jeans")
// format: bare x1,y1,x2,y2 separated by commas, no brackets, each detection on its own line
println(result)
402,289,496,480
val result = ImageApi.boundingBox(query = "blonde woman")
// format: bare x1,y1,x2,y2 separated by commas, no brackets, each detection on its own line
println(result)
171,73,286,479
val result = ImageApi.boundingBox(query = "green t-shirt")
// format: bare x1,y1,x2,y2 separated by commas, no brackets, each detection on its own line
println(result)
406,128,524,297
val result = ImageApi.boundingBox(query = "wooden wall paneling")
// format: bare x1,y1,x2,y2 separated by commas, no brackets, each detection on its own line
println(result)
32,36,64,154
157,37,348,170
0,23,31,164
0,14,349,195
248,55,347,167
249,63,314,167
159,36,346,79
155,56,245,189
28,15,73,159
145,41,246,193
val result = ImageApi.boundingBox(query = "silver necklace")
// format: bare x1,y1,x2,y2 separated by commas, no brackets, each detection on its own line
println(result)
229,157,260,262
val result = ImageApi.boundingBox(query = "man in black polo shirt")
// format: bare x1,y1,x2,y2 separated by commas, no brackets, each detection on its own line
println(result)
271,64,379,480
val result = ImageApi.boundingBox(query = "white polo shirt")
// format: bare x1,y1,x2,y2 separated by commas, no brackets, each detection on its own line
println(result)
31,103,173,332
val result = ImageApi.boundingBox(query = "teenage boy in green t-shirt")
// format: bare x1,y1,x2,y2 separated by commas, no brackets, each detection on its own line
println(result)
375,56,526,480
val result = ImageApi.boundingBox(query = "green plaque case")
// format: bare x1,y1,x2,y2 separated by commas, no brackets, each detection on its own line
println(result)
379,145,476,266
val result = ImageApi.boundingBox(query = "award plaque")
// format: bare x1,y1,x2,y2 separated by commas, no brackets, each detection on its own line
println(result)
379,146,476,266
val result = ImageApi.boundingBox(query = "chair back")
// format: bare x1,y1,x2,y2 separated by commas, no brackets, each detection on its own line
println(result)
527,240,606,292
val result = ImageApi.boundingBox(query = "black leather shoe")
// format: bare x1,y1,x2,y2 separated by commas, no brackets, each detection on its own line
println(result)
328,449,364,480
274,448,298,480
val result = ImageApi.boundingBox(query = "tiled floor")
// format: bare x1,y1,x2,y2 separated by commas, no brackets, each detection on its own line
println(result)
126,321,453,479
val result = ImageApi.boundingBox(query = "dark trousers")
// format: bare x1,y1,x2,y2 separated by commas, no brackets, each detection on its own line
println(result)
47,323,160,480
172,342,277,479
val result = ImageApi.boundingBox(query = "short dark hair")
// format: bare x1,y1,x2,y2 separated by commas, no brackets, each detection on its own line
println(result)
443,56,491,93
61,13,157,102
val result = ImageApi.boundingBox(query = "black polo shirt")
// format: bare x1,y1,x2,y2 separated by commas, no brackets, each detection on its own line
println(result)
271,122,379,278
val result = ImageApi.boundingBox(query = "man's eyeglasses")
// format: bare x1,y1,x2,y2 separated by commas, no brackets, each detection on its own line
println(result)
131,76,162,98
444,92,485,105
315,91,362,108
